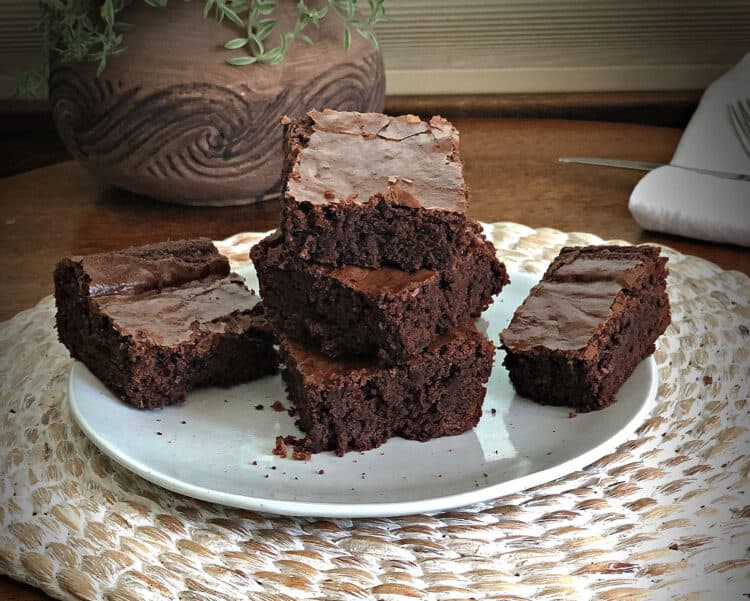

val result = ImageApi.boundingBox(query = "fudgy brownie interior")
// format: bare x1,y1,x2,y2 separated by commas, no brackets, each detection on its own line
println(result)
280,322,495,455
251,231,508,364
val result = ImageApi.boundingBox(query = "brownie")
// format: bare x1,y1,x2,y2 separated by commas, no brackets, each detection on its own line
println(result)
251,231,508,364
280,108,484,272
280,322,495,455
500,245,670,411
54,239,278,409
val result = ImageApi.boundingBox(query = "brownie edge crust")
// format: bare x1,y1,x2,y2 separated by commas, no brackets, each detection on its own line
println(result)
54,239,278,409
500,245,670,411
280,322,496,456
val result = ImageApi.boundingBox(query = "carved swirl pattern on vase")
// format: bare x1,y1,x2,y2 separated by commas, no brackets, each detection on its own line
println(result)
49,52,385,203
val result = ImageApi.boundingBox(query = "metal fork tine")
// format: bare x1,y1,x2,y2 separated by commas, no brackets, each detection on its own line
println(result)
737,100,750,126
737,100,750,137
736,99,750,124
728,101,750,159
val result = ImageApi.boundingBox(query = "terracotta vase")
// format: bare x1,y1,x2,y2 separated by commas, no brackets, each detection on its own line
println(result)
49,1,385,205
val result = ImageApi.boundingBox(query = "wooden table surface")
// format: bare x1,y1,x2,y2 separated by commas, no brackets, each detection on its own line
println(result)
0,117,747,600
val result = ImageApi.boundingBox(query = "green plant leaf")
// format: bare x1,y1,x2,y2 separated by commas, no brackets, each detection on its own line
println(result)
15,66,48,100
232,0,250,12
367,0,386,24
255,18,276,41
342,25,350,50
224,37,248,49
102,0,114,25
227,55,257,65
357,27,378,49
220,5,245,26
332,0,355,18
264,47,284,63
257,1,275,15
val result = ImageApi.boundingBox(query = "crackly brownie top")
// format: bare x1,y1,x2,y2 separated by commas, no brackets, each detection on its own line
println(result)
285,109,466,211
62,238,263,347
252,233,437,295
501,246,662,354
94,274,262,347
74,238,230,298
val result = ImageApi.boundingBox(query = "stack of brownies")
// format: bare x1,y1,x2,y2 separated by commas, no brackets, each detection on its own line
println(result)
252,109,510,455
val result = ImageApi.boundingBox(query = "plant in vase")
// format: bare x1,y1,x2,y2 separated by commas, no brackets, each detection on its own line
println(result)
37,0,387,205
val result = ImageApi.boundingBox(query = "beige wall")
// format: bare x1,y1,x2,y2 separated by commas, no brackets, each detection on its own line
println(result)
1,0,748,98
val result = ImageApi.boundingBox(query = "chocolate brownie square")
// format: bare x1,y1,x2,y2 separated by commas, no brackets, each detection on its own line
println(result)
54,239,277,409
500,245,670,411
280,322,495,455
251,232,508,364
280,109,484,272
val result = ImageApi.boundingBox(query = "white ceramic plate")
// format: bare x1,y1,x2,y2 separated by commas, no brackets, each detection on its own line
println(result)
69,267,658,518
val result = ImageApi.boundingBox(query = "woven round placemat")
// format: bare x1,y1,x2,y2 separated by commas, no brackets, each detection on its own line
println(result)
1,222,748,601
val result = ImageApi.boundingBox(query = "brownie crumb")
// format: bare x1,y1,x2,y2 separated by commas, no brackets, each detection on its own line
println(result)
156,432,162,435
292,449,312,461
271,400,285,412
568,411,577,419
490,408,497,415
9,409,15,414
281,435,313,461
703,375,713,385
669,543,679,551
251,460,257,466
271,466,277,470
264,474,269,478
283,435,305,446
272,436,288,458
255,404,264,410
180,420,187,424
317,469,325,475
